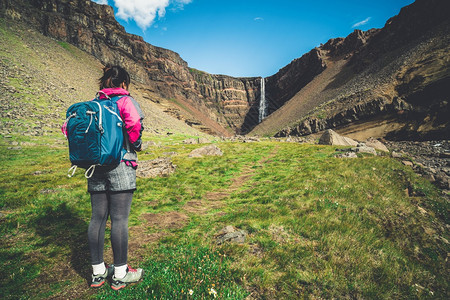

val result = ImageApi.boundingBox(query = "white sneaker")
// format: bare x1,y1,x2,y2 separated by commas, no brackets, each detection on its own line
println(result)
111,266,144,290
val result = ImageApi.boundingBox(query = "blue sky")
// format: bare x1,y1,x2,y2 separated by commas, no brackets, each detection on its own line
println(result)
93,0,415,78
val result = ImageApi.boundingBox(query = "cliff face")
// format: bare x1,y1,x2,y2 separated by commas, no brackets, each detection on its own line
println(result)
0,0,262,135
252,0,450,140
1,0,448,139
263,28,377,122
189,71,260,133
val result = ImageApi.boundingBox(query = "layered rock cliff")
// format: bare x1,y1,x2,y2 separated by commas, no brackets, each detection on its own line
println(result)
0,0,262,135
1,0,449,139
252,0,450,140
262,28,377,124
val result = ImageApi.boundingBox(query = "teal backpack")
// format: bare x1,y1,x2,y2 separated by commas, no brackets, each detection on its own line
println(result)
64,91,124,178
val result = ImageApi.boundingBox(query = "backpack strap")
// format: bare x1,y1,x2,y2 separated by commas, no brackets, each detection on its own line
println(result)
85,165,96,178
67,164,97,178
95,91,111,100
109,95,132,153
110,95,125,103
68,165,77,177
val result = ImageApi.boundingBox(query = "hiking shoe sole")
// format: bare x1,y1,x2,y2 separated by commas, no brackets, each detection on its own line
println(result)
90,264,114,288
111,267,144,290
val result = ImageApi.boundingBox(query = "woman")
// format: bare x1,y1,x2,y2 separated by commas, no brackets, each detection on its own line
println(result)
78,65,144,290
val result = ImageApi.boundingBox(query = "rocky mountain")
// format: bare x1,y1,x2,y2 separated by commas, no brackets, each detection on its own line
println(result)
0,0,263,136
1,0,449,140
254,0,450,140
0,16,208,139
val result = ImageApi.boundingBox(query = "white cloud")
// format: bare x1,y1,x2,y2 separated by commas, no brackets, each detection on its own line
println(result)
92,0,108,5
352,17,371,28
113,0,192,31
254,17,264,21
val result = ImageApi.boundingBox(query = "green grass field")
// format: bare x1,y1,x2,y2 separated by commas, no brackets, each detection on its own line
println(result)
0,134,448,299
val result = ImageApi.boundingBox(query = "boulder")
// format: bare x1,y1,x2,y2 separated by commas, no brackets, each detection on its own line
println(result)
188,145,223,158
183,137,211,144
136,157,176,178
198,137,210,144
402,160,414,167
351,143,377,155
215,225,247,245
391,151,404,158
183,138,198,144
335,152,358,158
364,137,389,152
318,129,358,146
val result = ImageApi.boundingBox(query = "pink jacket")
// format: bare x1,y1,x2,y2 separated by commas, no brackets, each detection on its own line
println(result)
97,88,144,151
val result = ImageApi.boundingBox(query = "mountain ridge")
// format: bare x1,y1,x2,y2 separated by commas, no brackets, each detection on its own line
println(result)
254,0,450,140
1,0,449,139
0,17,208,139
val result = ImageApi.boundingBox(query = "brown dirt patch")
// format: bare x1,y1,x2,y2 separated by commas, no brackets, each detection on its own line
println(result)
230,172,253,189
140,211,189,229
127,211,190,262
183,200,208,214
204,167,255,202
203,147,279,204
205,191,231,201
183,199,224,215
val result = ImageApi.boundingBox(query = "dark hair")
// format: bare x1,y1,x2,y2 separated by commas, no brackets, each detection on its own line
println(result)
99,65,131,90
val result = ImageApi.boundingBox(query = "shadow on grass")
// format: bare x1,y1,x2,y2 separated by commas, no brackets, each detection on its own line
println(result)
33,202,91,286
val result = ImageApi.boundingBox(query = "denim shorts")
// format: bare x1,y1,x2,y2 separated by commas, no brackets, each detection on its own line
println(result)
87,161,136,192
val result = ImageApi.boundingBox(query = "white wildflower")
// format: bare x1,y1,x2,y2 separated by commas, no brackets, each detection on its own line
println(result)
209,287,218,298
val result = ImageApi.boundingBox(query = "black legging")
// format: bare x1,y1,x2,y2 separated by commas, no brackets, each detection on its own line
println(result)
88,191,133,267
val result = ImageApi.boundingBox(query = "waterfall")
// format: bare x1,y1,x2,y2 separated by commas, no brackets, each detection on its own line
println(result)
259,77,267,123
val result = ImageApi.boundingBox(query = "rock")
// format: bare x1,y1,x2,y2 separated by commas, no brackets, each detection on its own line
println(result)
335,152,358,158
443,167,450,176
198,137,210,144
428,167,437,174
351,145,377,155
364,137,389,152
216,225,235,236
142,141,157,149
423,173,436,183
417,206,427,214
391,151,403,158
402,160,414,167
136,157,176,178
215,225,247,245
183,138,198,144
318,129,358,146
435,172,450,189
242,137,261,143
188,145,223,158
163,152,177,156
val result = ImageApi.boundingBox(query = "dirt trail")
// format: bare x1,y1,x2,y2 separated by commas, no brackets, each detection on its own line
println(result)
187,145,280,211
129,145,281,251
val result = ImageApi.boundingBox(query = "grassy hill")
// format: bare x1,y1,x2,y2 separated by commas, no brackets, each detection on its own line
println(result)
0,18,208,139
0,16,449,300
1,138,448,298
